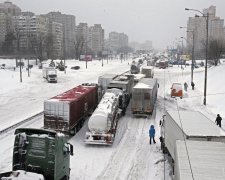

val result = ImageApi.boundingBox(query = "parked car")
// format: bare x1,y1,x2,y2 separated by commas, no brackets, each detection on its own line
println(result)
171,83,183,98
71,66,80,70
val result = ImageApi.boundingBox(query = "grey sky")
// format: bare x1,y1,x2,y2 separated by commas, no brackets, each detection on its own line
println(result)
6,0,225,49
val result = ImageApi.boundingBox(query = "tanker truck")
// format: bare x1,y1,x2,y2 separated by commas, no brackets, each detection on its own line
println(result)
84,88,124,145
0,128,73,180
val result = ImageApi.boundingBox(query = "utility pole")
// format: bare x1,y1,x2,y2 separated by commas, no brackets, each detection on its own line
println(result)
191,31,195,83
185,8,209,105
203,13,209,105
64,59,66,74
19,59,22,83
27,58,30,77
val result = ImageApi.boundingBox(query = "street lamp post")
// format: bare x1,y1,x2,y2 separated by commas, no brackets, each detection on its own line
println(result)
180,27,195,83
185,8,209,105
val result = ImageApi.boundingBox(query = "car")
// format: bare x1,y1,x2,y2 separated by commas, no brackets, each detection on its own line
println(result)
171,83,183,99
71,66,80,70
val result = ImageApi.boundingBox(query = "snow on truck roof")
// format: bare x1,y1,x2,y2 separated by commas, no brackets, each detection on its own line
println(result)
133,78,157,89
175,140,225,180
167,111,225,137
99,74,117,79
141,66,154,70
88,92,118,132
48,85,96,102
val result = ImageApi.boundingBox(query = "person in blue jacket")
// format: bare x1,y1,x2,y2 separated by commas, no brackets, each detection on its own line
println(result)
149,125,156,144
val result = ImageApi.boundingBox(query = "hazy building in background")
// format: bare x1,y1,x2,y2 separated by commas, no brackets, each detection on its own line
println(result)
46,12,76,58
0,1,21,54
11,15,49,58
0,1,21,16
48,21,63,59
187,6,225,58
108,32,129,53
88,24,104,56
129,40,152,52
0,13,12,53
75,23,88,55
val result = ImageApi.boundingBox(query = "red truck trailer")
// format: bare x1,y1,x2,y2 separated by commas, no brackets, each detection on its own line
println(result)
44,84,98,135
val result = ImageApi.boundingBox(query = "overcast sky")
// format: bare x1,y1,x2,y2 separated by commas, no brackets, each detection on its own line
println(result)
5,0,225,49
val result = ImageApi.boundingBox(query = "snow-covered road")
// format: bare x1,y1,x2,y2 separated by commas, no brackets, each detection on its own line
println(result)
1,58,225,179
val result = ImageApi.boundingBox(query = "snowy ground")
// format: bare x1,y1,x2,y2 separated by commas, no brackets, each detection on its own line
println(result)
0,58,225,179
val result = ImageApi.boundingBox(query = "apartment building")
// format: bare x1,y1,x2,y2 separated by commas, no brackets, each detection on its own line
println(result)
46,12,76,58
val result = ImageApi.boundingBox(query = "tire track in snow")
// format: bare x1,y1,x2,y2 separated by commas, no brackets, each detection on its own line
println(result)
96,114,147,180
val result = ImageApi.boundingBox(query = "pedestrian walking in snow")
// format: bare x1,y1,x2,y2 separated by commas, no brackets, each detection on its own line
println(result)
149,125,156,144
215,114,222,127
191,81,195,90
184,82,188,92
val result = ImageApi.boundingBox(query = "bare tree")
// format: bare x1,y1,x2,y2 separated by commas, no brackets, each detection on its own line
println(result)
1,32,16,54
46,33,54,59
208,39,225,66
74,35,84,59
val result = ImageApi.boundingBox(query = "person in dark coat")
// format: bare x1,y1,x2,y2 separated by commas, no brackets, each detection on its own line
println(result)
191,81,195,90
215,114,222,127
149,125,156,144
184,82,188,91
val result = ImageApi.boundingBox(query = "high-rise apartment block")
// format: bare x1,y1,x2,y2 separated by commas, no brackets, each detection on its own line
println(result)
76,23,88,54
0,1,21,16
108,32,128,52
0,1,21,53
88,24,104,56
12,15,49,56
187,6,225,58
46,12,76,58
48,21,63,59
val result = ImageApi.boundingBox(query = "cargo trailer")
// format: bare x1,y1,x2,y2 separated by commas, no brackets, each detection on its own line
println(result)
174,140,225,180
44,84,98,135
141,66,154,78
131,78,158,116
161,110,225,160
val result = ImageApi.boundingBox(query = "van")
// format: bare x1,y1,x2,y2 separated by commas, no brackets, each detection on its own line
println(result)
171,83,182,98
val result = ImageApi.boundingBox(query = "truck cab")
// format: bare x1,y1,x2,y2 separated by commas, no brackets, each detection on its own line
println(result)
42,67,57,83
1,128,73,180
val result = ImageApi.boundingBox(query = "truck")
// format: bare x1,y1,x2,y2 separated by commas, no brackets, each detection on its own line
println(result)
141,66,154,78
44,84,99,135
98,74,117,94
0,128,73,180
84,88,123,145
131,78,158,116
160,110,225,160
158,60,168,69
42,67,57,83
108,74,134,96
133,73,146,85
130,62,140,74
107,74,134,110
174,140,225,180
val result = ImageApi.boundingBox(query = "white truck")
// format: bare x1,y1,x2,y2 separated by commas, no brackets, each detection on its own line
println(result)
174,140,225,180
141,66,154,78
42,67,57,83
161,110,225,160
84,88,123,145
131,78,158,116
98,74,117,94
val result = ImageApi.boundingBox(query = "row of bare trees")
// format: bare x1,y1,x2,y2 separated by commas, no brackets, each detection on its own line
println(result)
208,39,225,66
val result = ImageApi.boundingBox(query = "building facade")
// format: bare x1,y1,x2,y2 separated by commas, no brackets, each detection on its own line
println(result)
88,24,104,56
46,12,76,58
108,31,128,53
186,6,225,58
0,1,21,16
